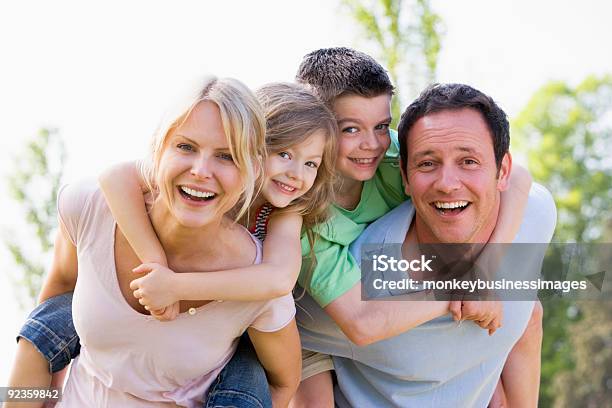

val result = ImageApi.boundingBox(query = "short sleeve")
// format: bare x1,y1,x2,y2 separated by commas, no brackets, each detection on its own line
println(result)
374,130,409,209
298,233,362,307
514,183,557,244
57,180,99,246
249,293,296,332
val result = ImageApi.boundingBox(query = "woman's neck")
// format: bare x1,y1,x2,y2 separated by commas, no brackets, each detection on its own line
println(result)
149,203,229,265
334,176,364,210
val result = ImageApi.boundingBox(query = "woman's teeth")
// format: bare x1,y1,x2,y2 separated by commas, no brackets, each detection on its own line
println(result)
180,186,216,200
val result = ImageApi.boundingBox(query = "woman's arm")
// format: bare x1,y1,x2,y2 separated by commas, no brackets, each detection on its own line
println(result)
98,161,167,265
130,212,303,310
247,320,301,407
6,224,78,408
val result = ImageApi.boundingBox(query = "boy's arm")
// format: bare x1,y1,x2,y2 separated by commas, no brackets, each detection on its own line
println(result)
247,320,301,407
98,161,167,265
130,213,303,308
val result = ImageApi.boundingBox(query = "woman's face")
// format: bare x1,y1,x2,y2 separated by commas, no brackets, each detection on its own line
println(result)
157,101,243,228
261,131,326,208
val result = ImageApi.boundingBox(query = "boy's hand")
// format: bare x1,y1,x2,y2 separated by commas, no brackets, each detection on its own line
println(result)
459,301,503,335
130,263,179,311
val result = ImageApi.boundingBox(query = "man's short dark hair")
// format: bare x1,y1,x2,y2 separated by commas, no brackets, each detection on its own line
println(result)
295,47,394,106
398,83,510,170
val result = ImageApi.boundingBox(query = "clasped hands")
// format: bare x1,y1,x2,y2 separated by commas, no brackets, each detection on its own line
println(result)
130,263,181,321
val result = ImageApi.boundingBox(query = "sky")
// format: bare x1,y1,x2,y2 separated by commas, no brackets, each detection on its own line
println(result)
1,0,611,383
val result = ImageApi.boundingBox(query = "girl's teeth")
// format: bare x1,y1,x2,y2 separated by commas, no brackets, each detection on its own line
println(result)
351,158,375,164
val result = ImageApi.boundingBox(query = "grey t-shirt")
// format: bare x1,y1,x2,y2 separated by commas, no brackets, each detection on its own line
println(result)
296,184,557,408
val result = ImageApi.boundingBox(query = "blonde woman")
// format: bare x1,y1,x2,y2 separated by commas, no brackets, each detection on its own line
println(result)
7,77,301,408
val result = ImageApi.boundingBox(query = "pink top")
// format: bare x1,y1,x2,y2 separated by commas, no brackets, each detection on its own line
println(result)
56,181,295,408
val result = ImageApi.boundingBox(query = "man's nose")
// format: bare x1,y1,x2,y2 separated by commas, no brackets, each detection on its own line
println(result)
359,130,382,151
190,155,213,179
433,165,461,194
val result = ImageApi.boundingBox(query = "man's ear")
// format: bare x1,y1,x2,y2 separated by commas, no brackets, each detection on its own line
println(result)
497,152,512,191
400,163,411,196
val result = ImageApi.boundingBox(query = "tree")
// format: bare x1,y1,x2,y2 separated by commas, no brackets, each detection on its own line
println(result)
341,0,444,127
4,128,66,309
512,75,612,407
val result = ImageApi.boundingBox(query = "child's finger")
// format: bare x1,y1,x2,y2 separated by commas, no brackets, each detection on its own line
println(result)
129,277,142,290
449,301,462,321
132,263,153,274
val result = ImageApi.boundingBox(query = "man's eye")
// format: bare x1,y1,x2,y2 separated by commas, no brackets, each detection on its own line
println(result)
464,159,478,165
278,151,291,159
218,152,234,161
177,143,194,152
305,161,318,169
418,161,434,168
342,127,359,134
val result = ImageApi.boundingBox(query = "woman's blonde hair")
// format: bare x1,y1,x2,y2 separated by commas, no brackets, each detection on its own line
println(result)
142,77,266,221
256,83,338,282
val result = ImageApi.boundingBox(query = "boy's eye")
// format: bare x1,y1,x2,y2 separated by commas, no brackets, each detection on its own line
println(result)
177,143,195,152
305,161,318,169
278,151,291,159
375,123,390,131
217,152,234,161
342,126,359,134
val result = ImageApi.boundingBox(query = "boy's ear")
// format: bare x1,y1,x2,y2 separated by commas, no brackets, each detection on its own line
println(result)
496,152,512,191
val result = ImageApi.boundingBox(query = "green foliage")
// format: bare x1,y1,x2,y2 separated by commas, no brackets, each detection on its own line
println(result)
4,128,66,308
341,0,444,127
512,76,612,407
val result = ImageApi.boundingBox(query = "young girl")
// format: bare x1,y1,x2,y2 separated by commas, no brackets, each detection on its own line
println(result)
6,81,338,408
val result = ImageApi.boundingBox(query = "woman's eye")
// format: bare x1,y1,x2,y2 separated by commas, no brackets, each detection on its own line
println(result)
342,126,359,134
305,161,318,169
177,143,194,152
218,152,234,161
278,151,291,159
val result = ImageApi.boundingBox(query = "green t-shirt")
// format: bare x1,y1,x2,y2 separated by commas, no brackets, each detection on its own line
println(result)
298,130,409,307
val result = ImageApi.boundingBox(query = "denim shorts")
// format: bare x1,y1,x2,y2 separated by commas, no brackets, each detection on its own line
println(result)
18,292,271,407
17,292,80,373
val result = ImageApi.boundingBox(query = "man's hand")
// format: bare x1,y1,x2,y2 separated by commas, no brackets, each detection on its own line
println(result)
454,300,503,335
130,263,180,312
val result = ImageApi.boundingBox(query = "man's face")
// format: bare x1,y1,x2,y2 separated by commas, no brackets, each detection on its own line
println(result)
332,93,392,182
402,108,511,244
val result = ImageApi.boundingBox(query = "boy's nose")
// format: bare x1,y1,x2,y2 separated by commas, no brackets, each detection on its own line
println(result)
359,130,382,151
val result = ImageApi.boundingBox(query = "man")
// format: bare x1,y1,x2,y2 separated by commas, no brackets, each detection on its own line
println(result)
296,83,555,407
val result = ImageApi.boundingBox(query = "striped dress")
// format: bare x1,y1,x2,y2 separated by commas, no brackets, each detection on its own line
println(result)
249,203,274,242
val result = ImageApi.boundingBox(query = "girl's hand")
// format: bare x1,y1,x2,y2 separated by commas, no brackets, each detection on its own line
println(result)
130,263,179,311
150,301,180,322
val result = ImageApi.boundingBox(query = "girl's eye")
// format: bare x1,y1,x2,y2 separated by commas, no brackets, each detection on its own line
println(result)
305,161,318,169
177,143,195,152
278,151,291,159
342,126,359,134
218,152,234,162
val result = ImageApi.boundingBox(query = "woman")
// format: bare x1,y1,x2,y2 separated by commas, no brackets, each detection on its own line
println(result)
18,77,301,408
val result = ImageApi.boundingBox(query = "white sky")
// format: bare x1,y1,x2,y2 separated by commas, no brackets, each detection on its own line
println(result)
1,0,611,383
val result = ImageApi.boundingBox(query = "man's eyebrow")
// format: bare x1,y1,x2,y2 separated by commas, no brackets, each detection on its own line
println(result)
412,150,435,160
457,146,482,155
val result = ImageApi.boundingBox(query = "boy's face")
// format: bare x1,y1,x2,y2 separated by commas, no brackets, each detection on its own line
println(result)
332,93,392,182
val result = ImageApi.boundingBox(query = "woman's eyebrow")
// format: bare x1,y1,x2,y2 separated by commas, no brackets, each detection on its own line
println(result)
174,134,200,146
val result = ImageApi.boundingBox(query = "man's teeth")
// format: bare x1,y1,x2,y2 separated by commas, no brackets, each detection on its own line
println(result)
350,157,376,164
180,186,215,198
275,181,296,192
434,201,469,209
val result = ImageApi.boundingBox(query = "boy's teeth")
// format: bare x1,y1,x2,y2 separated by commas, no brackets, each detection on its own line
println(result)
434,201,469,209
351,158,375,164
181,186,215,198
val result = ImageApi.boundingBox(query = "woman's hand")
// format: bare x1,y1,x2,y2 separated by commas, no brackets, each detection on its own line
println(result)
130,263,179,312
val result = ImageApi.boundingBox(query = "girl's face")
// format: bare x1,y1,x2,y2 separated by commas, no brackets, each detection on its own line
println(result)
261,130,326,208
157,101,243,228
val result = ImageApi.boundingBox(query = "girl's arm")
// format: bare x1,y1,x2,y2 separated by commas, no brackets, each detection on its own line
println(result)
130,212,303,310
98,161,167,265
490,163,532,243
247,320,301,407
